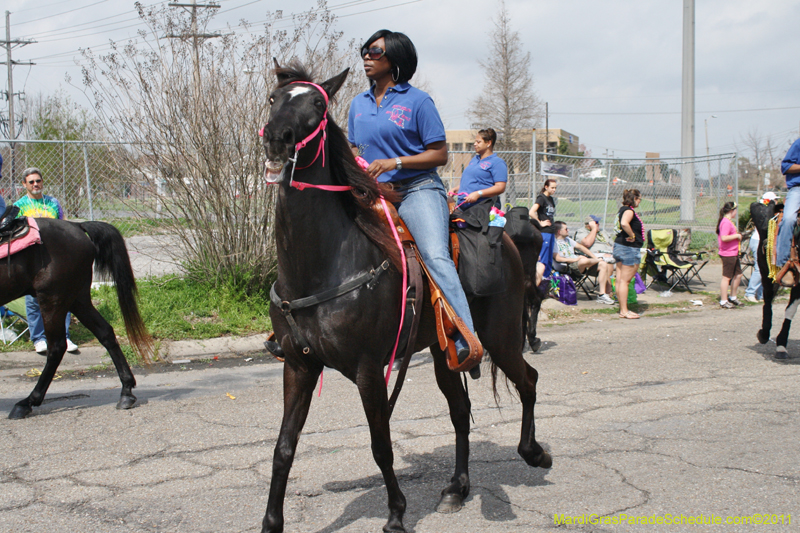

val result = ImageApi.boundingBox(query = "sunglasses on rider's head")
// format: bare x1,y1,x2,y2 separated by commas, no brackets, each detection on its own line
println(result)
362,47,386,60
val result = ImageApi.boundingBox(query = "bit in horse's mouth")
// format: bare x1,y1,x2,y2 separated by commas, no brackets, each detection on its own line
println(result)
264,160,285,182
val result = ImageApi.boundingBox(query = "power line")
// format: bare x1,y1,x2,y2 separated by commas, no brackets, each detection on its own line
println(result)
551,106,800,116
14,0,112,27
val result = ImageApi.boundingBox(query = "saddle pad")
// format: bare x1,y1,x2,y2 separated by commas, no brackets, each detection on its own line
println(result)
0,218,41,260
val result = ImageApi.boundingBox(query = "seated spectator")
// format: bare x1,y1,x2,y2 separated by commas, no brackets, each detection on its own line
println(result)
552,220,615,305
574,214,615,296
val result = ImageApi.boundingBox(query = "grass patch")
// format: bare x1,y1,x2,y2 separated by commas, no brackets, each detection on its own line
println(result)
0,275,273,355
93,275,273,341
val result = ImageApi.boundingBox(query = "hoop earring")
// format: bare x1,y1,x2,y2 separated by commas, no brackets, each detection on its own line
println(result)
392,65,400,82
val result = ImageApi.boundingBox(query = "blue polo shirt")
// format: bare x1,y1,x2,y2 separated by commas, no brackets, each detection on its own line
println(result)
348,82,446,183
458,154,508,195
783,138,800,188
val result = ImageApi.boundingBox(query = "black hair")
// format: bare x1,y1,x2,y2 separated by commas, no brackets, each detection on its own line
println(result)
360,29,417,84
478,128,497,149
552,221,567,234
716,201,738,235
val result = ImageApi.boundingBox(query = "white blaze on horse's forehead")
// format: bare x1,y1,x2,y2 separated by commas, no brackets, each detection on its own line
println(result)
288,86,314,99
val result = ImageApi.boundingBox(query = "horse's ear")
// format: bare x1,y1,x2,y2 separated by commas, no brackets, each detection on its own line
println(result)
273,58,292,85
320,68,350,100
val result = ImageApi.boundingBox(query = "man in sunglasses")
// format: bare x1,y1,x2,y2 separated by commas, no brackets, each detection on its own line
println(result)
14,167,78,355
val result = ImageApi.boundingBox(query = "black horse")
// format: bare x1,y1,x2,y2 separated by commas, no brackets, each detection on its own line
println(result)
752,201,800,358
259,63,548,533
1,218,152,419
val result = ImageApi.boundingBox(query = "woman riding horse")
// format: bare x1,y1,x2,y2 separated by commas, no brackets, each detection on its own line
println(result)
259,59,550,533
349,29,479,371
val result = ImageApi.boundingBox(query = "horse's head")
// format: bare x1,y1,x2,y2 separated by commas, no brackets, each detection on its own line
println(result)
261,61,350,183
750,200,781,241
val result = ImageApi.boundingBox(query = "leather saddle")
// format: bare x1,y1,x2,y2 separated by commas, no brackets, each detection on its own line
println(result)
372,199,483,373
0,206,29,247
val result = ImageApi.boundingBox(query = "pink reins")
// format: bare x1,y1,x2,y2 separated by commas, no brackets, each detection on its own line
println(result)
261,81,408,388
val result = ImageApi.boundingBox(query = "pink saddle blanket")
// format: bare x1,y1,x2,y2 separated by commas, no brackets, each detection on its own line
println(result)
0,218,42,260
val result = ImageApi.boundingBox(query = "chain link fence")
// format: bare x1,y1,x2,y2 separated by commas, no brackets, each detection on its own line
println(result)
2,140,738,250
443,150,739,249
1,139,165,237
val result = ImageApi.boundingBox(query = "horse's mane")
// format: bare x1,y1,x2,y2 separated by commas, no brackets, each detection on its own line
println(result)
274,62,402,270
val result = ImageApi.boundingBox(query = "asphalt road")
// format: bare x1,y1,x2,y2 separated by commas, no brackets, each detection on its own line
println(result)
0,304,798,532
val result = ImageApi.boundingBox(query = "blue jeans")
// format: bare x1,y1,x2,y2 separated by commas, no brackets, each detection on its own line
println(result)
25,295,71,344
776,185,800,266
745,236,763,299
395,173,474,346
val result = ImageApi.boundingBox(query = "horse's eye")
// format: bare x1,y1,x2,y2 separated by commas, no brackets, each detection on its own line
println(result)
269,97,274,105
315,100,324,109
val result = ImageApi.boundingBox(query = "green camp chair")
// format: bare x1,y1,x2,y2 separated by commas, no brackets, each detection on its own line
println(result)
644,229,708,293
0,298,30,345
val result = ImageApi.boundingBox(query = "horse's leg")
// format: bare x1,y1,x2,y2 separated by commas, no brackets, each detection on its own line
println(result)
431,345,472,513
775,286,800,358
262,362,322,533
8,301,68,419
490,347,552,469
757,281,775,346
355,365,407,533
70,296,138,409
525,289,543,352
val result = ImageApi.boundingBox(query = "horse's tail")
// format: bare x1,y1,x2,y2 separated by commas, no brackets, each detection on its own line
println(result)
79,221,154,365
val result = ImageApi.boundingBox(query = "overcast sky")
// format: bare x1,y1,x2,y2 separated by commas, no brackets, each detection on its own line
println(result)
4,0,800,160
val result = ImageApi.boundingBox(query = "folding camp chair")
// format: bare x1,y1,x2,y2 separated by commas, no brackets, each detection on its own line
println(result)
644,229,708,293
739,224,756,284
0,298,30,345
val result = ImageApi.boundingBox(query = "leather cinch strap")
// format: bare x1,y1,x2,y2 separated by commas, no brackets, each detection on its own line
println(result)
270,260,391,356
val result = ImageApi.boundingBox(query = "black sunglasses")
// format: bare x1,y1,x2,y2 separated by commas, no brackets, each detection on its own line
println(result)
27,179,43,184
362,47,386,60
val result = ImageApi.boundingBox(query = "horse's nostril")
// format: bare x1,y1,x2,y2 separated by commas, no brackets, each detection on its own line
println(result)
282,129,294,145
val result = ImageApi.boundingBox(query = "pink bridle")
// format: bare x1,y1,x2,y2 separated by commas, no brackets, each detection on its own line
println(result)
260,81,352,192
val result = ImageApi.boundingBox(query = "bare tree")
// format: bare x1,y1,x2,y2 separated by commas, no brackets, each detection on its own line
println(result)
469,0,542,150
738,128,781,196
75,1,361,291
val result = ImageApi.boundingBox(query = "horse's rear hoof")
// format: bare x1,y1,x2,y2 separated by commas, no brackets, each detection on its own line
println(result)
436,493,464,514
775,346,789,360
531,337,542,352
116,395,137,410
8,404,32,419
757,330,770,344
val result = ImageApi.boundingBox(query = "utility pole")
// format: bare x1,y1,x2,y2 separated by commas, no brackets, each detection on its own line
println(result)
2,11,35,140
1,10,35,202
166,1,220,102
680,0,695,222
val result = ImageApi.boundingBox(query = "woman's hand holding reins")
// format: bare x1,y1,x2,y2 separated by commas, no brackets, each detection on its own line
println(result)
366,159,399,179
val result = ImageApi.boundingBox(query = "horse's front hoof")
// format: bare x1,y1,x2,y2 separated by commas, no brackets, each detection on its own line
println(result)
382,518,406,533
531,337,542,352
436,492,464,514
757,330,770,344
775,346,789,360
116,394,137,410
536,450,553,469
8,404,32,419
